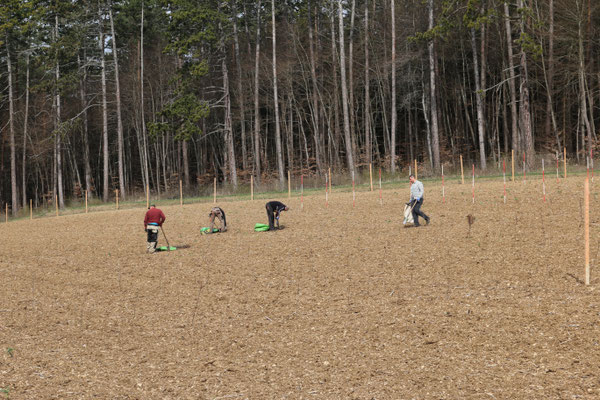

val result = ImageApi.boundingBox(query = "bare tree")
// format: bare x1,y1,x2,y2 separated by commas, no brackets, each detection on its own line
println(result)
428,0,441,171
338,0,355,177
390,0,397,172
109,1,126,198
99,4,109,202
272,0,285,187
253,0,262,180
504,1,519,153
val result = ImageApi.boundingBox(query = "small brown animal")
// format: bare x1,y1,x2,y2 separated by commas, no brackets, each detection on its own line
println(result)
466,214,475,237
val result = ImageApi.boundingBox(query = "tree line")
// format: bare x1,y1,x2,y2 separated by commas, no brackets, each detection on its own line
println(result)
0,0,598,214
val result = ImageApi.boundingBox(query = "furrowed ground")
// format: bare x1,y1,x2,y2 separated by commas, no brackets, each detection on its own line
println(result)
1,175,599,399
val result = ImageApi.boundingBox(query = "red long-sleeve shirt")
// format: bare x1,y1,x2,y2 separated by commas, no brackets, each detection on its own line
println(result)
144,207,166,228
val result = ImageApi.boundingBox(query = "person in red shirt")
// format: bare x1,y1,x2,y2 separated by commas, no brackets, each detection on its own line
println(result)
144,204,166,253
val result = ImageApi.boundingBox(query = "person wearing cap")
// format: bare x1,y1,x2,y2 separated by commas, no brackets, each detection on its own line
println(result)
206,206,227,233
144,204,166,253
408,174,430,227
265,201,289,230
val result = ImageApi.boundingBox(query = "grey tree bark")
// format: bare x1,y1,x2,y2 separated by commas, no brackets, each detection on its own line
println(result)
6,38,18,215
471,27,487,170
109,1,126,198
503,2,519,153
428,0,441,171
99,6,109,202
253,0,262,180
338,0,356,177
390,0,397,172
272,0,285,187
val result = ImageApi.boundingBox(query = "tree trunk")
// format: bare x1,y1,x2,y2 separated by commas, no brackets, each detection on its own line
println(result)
503,2,519,153
390,0,397,172
232,2,248,171
428,0,441,171
307,0,323,173
253,0,262,180
99,6,109,202
55,13,65,209
22,53,30,210
109,1,126,199
338,0,356,177
364,0,371,165
6,38,18,215
271,0,285,187
471,28,487,170
140,1,150,191
517,0,534,166
222,44,237,188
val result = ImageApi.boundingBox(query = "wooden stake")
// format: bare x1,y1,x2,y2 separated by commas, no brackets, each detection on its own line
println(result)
251,175,254,201
379,168,382,205
511,150,515,182
328,168,332,194
213,177,217,204
441,165,445,203
116,190,119,209
472,164,475,204
325,175,329,207
30,199,33,220
85,190,88,213
523,153,526,183
460,155,464,184
542,159,546,202
55,195,58,216
369,163,373,192
564,147,567,178
179,180,183,206
585,177,590,285
591,149,594,183
288,170,291,199
146,185,149,209
503,159,507,204
5,203,7,223
352,171,355,208
300,174,304,210
556,152,559,183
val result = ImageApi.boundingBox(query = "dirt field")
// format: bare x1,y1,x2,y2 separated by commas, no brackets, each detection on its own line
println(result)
1,175,599,399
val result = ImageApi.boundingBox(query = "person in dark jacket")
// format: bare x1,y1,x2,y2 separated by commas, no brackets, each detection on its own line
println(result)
144,204,166,253
207,206,227,233
265,201,289,230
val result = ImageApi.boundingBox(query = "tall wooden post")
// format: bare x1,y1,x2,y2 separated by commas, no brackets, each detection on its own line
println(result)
300,174,304,210
369,163,373,192
563,147,567,178
288,170,291,199
5,203,7,223
116,190,119,209
511,150,515,182
55,195,58,216
30,199,33,220
460,155,464,184
146,185,149,209
179,180,183,206
213,177,217,204
85,190,88,213
251,175,254,201
328,168,332,194
414,159,418,180
585,178,590,285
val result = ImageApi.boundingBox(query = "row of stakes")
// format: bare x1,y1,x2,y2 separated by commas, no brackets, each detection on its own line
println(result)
0,148,591,221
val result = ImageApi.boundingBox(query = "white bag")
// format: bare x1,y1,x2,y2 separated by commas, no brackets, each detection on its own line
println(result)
403,203,415,225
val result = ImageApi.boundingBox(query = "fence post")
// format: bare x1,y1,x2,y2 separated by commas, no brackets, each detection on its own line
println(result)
180,180,183,206
369,163,373,192
213,178,217,204
251,175,254,201
288,170,291,199
585,178,590,285
460,155,464,184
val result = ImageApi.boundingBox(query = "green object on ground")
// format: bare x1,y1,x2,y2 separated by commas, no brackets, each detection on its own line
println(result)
157,246,177,251
200,227,219,233
254,223,270,232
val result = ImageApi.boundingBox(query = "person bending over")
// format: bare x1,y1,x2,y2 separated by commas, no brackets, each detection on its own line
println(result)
144,204,166,253
408,174,430,227
265,201,289,230
208,206,227,233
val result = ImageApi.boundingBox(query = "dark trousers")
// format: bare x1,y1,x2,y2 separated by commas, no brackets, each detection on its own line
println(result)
147,227,159,242
266,204,277,230
412,199,429,226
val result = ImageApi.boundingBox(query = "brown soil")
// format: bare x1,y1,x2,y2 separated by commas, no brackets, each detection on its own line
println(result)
1,176,599,399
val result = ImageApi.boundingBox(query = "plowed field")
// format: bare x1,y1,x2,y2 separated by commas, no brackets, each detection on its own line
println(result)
1,176,599,399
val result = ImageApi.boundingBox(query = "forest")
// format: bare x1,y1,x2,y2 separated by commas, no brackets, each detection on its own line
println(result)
0,0,598,214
